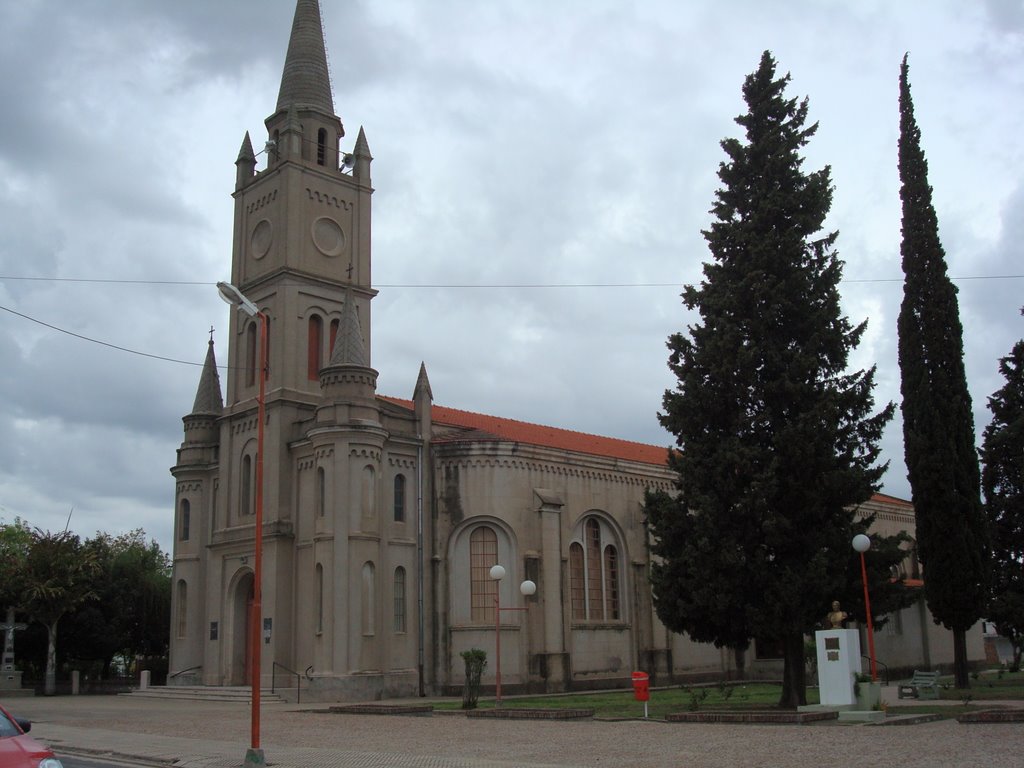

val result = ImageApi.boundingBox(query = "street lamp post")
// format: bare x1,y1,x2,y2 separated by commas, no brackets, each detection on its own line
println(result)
852,533,878,682
489,564,536,707
217,282,268,768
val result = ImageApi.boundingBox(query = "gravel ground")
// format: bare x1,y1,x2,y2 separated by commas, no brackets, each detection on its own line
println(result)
8,695,1024,768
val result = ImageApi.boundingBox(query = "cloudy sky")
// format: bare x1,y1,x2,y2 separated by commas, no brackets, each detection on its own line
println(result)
1,0,1021,553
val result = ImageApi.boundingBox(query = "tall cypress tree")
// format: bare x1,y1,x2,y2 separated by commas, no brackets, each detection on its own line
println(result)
647,51,893,708
980,340,1024,671
896,54,987,689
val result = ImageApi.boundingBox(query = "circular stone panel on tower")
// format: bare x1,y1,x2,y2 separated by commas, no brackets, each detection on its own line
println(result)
250,219,273,260
312,216,346,257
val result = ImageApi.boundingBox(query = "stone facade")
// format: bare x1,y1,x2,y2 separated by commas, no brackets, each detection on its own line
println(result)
168,0,984,702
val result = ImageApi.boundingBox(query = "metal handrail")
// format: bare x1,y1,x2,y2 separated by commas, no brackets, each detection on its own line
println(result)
272,662,307,704
168,665,201,680
863,654,890,684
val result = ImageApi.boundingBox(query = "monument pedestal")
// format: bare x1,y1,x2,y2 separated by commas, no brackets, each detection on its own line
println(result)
815,628,861,707
0,668,25,692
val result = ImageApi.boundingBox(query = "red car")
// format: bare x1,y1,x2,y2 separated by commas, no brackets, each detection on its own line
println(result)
0,704,62,768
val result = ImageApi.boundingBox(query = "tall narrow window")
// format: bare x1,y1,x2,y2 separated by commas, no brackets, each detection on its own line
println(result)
272,129,280,162
176,580,187,639
393,566,407,633
585,519,603,620
316,563,324,634
307,314,323,380
569,543,586,619
179,499,191,541
317,467,326,517
469,526,498,622
361,466,376,518
246,321,257,386
329,318,340,358
393,474,406,522
241,455,252,517
317,128,327,166
361,562,376,635
604,545,620,620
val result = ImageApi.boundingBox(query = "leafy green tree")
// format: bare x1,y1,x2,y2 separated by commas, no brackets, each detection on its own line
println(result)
896,54,987,689
19,529,99,694
0,518,32,614
647,51,893,708
62,531,171,676
980,339,1024,671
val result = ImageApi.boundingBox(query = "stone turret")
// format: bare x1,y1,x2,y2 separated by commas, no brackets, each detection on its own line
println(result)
317,289,379,424
178,338,223,464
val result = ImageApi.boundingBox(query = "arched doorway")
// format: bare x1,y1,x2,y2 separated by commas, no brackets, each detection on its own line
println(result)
230,571,254,686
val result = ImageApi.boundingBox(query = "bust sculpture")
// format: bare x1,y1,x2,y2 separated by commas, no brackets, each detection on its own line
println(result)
827,600,847,629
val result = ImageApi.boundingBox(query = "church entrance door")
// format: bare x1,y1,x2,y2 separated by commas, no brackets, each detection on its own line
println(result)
230,572,254,686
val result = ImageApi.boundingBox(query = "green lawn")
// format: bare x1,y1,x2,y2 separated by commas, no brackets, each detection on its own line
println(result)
438,683,819,719
935,669,1024,701
434,671,1024,721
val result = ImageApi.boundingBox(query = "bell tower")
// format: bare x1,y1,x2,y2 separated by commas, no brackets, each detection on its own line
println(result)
226,0,374,408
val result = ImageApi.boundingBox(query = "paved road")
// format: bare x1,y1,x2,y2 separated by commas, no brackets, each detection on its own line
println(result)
5,692,1023,768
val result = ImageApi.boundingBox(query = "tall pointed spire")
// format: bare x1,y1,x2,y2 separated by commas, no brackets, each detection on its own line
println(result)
277,0,335,116
190,338,224,416
326,289,369,367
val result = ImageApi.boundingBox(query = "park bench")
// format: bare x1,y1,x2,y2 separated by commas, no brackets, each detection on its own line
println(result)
897,670,940,700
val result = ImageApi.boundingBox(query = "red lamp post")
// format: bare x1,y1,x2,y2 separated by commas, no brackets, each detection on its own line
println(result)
218,282,267,768
488,564,536,707
852,533,878,682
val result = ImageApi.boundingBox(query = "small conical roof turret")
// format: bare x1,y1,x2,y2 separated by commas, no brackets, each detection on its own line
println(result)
236,132,256,164
191,338,224,416
414,361,432,402
277,0,334,115
326,289,369,367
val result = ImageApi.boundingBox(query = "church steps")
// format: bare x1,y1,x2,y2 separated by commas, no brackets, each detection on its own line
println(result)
123,686,286,703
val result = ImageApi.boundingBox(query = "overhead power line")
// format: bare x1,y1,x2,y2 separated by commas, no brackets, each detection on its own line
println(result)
0,303,205,367
1,274,1023,288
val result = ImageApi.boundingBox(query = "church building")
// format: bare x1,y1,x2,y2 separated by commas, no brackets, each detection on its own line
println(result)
169,0,982,701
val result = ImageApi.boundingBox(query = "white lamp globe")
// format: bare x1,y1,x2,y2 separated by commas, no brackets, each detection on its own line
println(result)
520,580,537,597
852,534,871,553
489,564,506,581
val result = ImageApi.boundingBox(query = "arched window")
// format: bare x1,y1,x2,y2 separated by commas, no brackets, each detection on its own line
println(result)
317,128,327,166
393,566,407,633
308,314,323,380
315,563,324,634
241,455,252,517
317,467,326,517
361,466,376,518
585,519,602,616
176,580,187,639
393,474,406,522
469,526,498,622
179,499,191,541
569,516,622,622
361,562,376,635
246,321,257,386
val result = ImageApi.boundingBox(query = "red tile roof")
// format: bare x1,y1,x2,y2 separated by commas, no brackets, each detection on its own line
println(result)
379,396,671,467
378,396,913,508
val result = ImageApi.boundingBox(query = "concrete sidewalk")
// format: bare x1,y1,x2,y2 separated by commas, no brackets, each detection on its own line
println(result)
4,689,1022,768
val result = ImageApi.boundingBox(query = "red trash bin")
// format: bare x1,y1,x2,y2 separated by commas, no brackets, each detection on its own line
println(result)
631,671,650,702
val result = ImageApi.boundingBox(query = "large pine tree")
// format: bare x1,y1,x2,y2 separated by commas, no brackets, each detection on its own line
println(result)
980,339,1024,671
896,54,987,689
647,51,893,708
